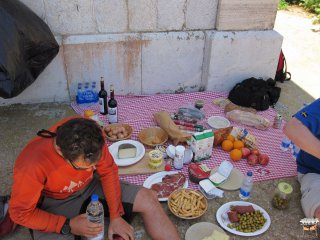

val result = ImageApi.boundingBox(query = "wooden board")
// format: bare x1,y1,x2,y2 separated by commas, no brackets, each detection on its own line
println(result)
118,150,165,175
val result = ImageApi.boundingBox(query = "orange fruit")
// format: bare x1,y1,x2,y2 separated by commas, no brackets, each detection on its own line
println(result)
233,140,244,150
221,140,234,152
226,134,235,142
84,109,95,117
230,149,242,161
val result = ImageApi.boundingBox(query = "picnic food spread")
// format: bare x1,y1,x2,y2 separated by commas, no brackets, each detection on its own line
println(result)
73,90,296,238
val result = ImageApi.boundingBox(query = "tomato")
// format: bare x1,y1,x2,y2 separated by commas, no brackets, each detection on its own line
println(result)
165,163,171,171
247,154,258,166
259,154,270,166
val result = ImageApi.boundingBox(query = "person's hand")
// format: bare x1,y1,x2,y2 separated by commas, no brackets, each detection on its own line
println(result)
69,214,103,238
108,217,134,240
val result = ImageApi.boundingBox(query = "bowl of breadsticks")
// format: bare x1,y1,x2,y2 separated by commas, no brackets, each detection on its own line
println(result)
167,188,208,220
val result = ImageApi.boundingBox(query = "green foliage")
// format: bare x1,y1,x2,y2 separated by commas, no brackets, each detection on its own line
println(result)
278,0,289,10
280,0,320,24
301,0,320,23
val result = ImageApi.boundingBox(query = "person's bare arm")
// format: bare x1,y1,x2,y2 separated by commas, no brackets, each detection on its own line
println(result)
284,118,320,159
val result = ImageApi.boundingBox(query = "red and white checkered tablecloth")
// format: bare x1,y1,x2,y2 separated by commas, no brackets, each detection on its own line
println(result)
71,91,297,189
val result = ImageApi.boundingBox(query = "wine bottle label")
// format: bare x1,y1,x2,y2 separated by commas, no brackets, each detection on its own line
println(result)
108,107,118,123
99,98,105,113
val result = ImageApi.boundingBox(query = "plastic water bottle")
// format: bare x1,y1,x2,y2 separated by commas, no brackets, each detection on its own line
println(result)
91,81,99,103
82,82,90,103
292,144,300,160
76,83,84,104
86,194,104,240
280,136,291,151
239,171,253,200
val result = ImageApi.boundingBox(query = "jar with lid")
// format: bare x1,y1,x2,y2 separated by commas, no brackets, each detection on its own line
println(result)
173,145,185,170
272,182,293,210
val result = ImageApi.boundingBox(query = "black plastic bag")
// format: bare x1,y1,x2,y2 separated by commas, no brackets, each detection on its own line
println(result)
0,0,59,99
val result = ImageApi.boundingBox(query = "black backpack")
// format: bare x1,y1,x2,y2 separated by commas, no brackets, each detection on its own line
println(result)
228,78,281,111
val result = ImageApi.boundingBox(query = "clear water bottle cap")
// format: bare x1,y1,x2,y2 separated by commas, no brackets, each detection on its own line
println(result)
247,171,253,177
91,194,99,202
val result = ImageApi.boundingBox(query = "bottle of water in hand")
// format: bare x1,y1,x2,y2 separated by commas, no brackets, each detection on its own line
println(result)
86,194,104,240
239,171,253,200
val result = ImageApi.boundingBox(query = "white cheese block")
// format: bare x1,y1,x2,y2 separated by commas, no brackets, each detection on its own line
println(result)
118,143,137,159
202,230,229,240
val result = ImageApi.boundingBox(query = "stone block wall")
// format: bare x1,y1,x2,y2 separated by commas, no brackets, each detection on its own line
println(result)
0,0,282,105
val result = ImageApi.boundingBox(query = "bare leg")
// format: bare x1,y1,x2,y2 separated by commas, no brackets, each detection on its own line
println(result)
133,188,180,240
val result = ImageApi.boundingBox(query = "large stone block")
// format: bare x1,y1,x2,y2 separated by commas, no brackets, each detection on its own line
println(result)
44,0,97,35
216,0,278,31
141,32,205,94
0,42,69,106
158,0,185,31
206,31,283,92
63,33,143,97
19,0,46,21
128,0,157,31
94,0,128,33
186,0,218,30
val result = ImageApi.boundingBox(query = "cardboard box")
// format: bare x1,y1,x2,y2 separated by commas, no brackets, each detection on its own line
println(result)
190,130,214,162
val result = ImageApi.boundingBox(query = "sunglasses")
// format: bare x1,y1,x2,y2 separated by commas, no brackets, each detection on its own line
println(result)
68,152,101,171
68,160,96,171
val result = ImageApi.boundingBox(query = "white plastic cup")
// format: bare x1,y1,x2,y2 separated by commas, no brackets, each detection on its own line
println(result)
174,145,185,170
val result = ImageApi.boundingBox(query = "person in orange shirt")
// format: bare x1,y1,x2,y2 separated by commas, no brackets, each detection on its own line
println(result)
9,117,179,240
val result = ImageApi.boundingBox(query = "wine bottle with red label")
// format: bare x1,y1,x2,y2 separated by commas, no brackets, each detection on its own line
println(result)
98,77,108,115
108,84,118,123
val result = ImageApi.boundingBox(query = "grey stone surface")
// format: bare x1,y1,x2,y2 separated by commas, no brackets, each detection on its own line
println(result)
216,0,278,31
141,31,205,94
128,0,157,31
93,0,128,33
44,0,97,35
186,0,218,30
63,33,142,97
157,0,185,31
206,30,283,92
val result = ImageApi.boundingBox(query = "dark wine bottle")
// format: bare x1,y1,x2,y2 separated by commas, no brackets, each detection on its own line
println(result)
98,77,108,115
108,84,118,123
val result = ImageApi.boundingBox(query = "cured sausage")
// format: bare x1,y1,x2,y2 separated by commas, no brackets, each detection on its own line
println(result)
227,210,239,223
231,205,255,214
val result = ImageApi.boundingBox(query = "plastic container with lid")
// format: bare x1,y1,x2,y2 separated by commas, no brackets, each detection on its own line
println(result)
148,150,163,169
272,182,293,210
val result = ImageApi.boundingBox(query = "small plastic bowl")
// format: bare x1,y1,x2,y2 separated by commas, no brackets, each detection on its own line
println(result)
207,116,230,130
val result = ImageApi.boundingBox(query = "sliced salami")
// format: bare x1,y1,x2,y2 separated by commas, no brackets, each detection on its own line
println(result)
151,173,186,198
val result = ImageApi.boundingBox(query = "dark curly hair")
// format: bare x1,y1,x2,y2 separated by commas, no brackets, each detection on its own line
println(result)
56,118,104,164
